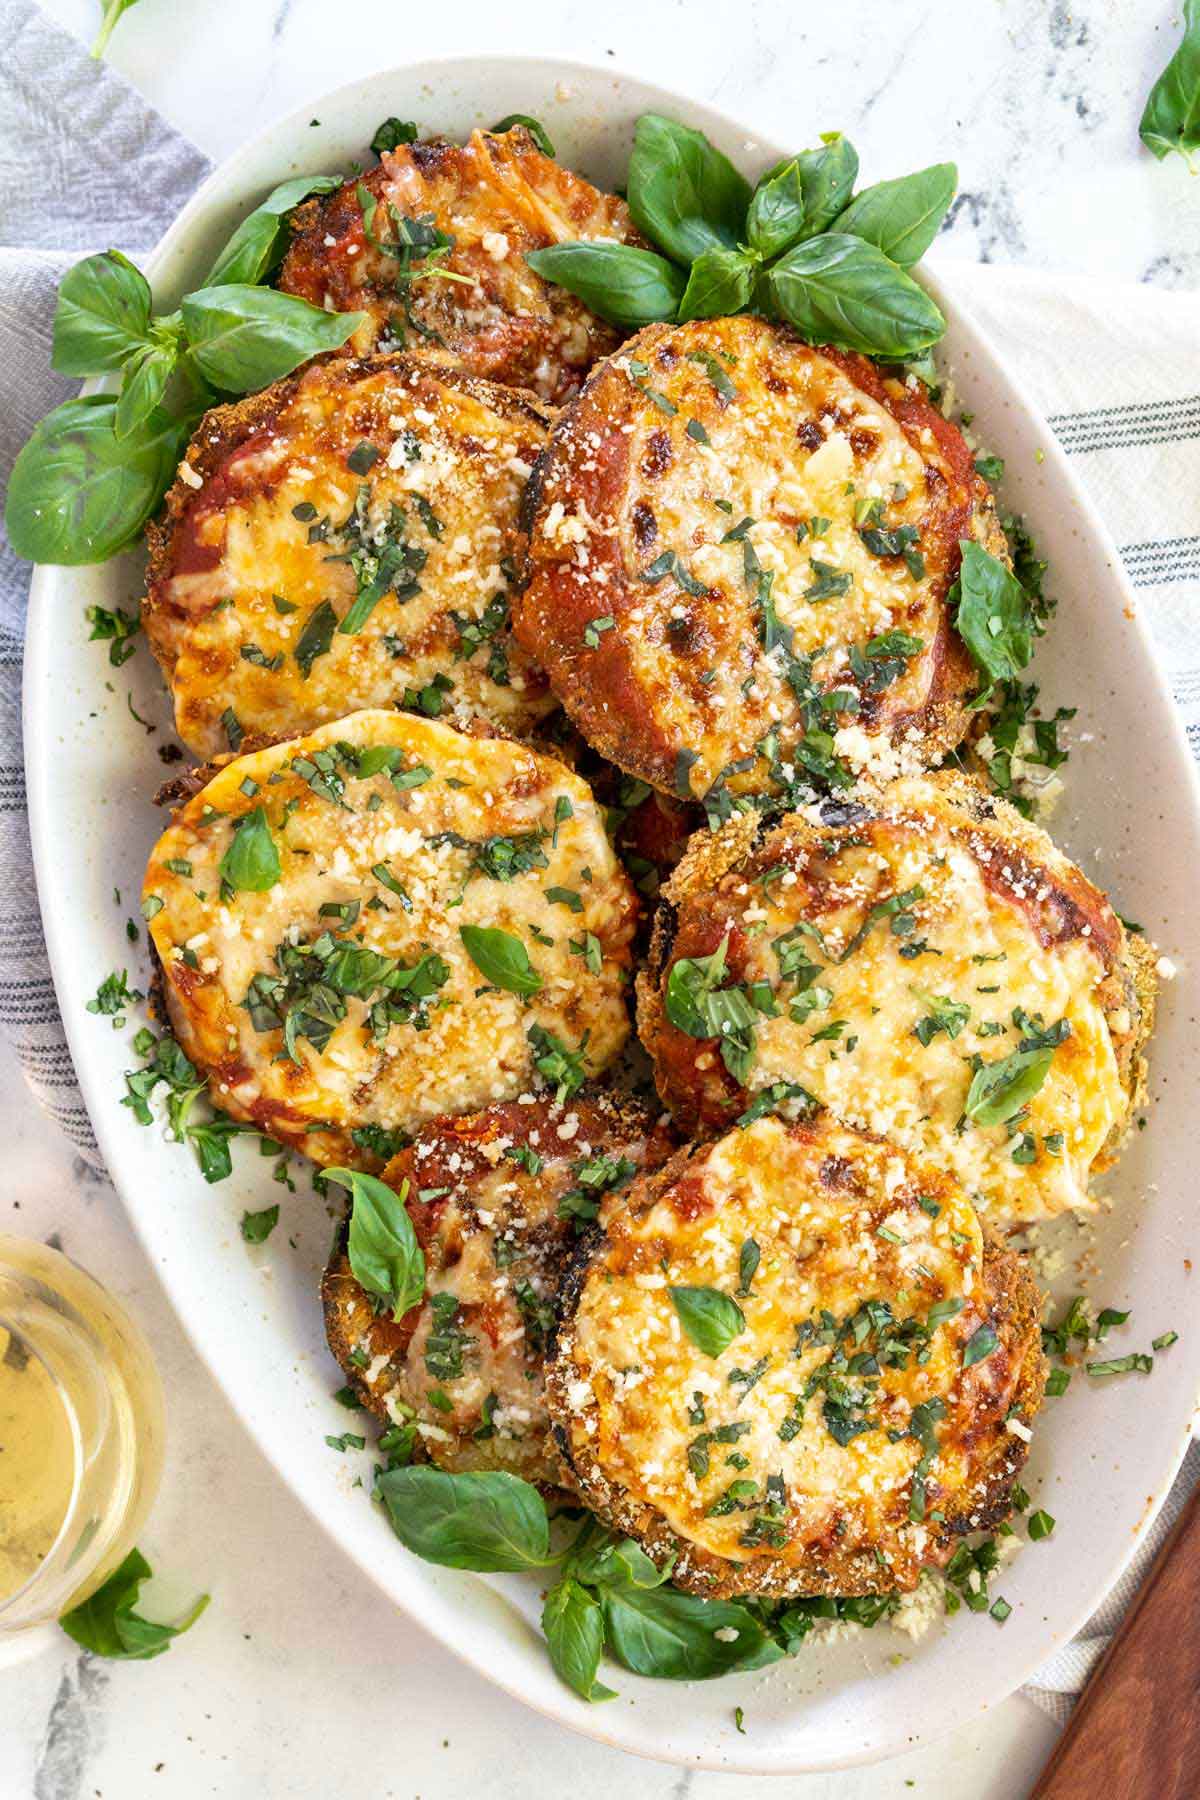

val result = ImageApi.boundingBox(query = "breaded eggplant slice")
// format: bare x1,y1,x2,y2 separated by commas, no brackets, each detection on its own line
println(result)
547,1113,1045,1599
322,1092,674,1483
144,354,553,760
638,769,1156,1228
278,125,639,404
516,314,1007,801
144,711,638,1165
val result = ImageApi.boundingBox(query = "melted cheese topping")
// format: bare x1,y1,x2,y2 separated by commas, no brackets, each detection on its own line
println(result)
555,1116,1005,1590
278,127,637,403
327,1096,666,1483
146,711,637,1162
521,316,992,798
150,359,553,758
664,777,1125,1227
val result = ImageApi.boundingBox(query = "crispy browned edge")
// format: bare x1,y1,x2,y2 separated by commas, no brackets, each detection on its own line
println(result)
634,772,1158,1151
145,709,611,1170
319,1088,674,1487
142,351,553,684
277,127,640,392
544,1130,1047,1599
515,317,1003,796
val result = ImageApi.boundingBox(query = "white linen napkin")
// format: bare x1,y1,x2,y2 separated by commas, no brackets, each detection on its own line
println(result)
0,0,1195,1725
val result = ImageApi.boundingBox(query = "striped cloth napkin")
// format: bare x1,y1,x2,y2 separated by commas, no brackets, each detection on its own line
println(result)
0,0,1196,1727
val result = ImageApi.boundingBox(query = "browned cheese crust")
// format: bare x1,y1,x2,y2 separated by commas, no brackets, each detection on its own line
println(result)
277,125,640,403
143,710,639,1166
546,1112,1046,1599
322,1091,675,1484
144,354,555,760
637,769,1155,1228
516,315,1007,802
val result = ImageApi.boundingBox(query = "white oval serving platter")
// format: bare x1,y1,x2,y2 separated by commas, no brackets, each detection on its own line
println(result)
23,55,1200,1774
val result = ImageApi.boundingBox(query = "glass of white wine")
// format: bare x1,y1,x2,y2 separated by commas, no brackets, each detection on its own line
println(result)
0,1236,165,1656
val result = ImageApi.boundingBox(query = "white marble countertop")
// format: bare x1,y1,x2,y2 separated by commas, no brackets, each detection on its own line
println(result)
7,0,1195,1793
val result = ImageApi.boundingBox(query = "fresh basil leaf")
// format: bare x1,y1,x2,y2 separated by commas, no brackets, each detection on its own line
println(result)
492,113,556,158
569,1535,669,1591
218,807,281,893
831,162,957,266
669,1286,745,1357
60,1548,208,1661
964,1046,1055,1127
240,1204,280,1243
204,175,342,287
181,286,364,393
767,233,946,358
543,1579,616,1701
459,924,542,996
524,243,686,327
601,1585,781,1680
325,1166,425,1318
953,540,1034,692
746,159,807,258
1140,0,1200,166
371,117,419,156
5,395,184,566
677,248,756,321
664,934,731,1037
114,342,177,440
376,1466,551,1571
52,250,153,375
788,133,859,235
627,113,752,264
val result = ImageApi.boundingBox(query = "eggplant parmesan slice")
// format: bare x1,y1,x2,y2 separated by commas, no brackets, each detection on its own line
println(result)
322,1092,674,1483
277,124,639,403
144,710,638,1165
637,769,1156,1227
144,354,553,760
546,1113,1046,1599
516,314,1007,802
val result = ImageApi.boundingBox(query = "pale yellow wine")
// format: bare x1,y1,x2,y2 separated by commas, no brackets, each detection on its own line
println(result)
0,1236,165,1624
0,1325,77,1603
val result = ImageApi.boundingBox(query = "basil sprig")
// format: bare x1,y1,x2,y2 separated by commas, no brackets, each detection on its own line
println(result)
181,285,362,393
627,114,753,264
52,250,155,375
204,174,341,286
6,396,186,565
1140,0,1200,168
378,1466,551,1570
7,183,363,567
376,1466,784,1695
60,1547,209,1661
766,234,945,359
325,1167,425,1319
526,113,955,357
543,1580,617,1701
600,1583,780,1680
524,244,686,327
833,163,959,266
